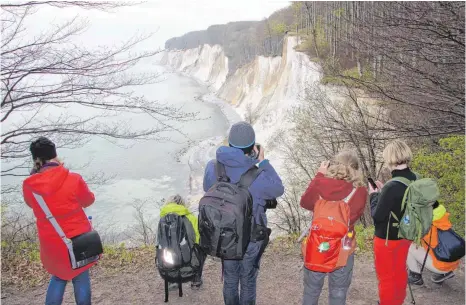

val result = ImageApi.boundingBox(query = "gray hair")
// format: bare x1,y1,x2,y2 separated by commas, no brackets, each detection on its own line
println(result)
166,194,185,206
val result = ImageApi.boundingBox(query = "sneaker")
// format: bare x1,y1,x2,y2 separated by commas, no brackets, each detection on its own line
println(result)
431,271,455,284
191,279,203,290
408,270,424,286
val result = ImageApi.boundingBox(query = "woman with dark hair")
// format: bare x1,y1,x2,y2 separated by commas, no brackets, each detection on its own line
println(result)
23,137,96,305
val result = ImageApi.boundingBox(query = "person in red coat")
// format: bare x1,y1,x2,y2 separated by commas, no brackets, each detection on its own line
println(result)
300,150,368,305
23,137,96,305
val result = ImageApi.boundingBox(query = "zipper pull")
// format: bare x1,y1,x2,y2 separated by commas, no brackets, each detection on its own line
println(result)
328,216,334,225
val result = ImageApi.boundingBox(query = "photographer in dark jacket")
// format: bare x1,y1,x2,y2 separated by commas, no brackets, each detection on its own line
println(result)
369,140,415,305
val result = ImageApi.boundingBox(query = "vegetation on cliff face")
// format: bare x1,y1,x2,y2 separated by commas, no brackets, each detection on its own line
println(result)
165,7,295,72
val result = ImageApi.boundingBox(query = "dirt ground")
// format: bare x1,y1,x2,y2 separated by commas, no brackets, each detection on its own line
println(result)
2,245,464,305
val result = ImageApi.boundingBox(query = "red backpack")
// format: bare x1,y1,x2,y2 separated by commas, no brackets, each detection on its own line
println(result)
303,189,356,272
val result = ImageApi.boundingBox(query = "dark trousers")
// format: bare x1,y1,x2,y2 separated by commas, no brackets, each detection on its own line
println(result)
223,241,263,305
194,250,207,282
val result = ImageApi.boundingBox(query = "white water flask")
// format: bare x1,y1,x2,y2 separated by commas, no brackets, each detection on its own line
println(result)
342,231,353,250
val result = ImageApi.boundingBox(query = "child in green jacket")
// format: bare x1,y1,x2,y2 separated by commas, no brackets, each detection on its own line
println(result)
160,195,205,289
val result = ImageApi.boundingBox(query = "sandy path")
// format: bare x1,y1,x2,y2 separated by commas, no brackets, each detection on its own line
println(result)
2,244,464,305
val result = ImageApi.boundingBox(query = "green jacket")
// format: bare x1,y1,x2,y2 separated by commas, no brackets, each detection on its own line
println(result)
160,203,199,244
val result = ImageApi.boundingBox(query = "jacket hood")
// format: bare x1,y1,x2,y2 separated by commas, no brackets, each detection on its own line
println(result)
23,165,69,196
433,205,452,230
314,173,355,201
160,203,191,217
216,146,256,168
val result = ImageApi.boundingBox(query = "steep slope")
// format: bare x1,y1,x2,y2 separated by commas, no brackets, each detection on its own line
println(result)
157,44,228,91
218,36,322,173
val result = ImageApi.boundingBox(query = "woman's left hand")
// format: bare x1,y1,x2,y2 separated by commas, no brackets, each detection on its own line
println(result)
369,180,384,194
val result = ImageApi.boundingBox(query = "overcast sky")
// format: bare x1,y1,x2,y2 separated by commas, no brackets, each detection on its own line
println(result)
26,0,290,50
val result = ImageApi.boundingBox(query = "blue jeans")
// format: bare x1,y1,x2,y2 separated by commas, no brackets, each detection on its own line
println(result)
223,241,263,305
45,270,91,305
303,254,355,305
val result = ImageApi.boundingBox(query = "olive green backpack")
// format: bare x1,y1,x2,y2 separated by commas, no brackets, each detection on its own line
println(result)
387,175,440,245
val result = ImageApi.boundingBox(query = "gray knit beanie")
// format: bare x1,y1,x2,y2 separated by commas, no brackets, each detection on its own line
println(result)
228,121,255,149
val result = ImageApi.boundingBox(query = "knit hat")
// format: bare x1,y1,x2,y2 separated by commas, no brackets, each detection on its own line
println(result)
228,121,255,149
30,137,57,161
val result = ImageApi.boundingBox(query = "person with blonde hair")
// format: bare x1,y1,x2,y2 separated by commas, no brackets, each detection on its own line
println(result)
369,139,415,305
300,150,368,305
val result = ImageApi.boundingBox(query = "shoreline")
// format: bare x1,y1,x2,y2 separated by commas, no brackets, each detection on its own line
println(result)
160,65,242,211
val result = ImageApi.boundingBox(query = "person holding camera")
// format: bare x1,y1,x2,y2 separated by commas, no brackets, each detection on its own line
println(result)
23,137,97,305
203,121,284,305
300,151,367,305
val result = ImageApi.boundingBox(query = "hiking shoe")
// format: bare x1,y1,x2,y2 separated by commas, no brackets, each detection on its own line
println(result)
191,279,203,290
191,281,203,290
408,271,424,286
431,271,455,284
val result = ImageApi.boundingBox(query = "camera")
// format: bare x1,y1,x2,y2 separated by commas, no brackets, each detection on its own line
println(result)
265,199,278,209
249,144,261,159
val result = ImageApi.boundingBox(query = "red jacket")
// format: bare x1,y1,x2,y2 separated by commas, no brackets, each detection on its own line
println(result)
23,164,96,280
300,172,368,233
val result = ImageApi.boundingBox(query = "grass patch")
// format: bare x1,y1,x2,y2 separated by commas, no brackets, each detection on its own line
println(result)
355,224,375,253
1,241,49,288
269,234,301,256
1,241,156,289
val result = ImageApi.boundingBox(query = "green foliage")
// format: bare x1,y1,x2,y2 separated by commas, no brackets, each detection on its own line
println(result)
295,17,329,58
271,21,287,35
412,135,465,236
321,65,373,86
333,7,345,17
355,224,375,253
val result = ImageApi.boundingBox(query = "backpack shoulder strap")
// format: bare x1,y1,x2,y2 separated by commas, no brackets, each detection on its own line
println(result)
238,165,263,188
181,216,196,247
389,176,413,220
343,188,357,203
389,176,412,187
216,161,230,182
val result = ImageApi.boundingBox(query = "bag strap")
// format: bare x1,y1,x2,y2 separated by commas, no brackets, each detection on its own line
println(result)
164,279,169,302
388,176,413,221
390,176,413,187
215,161,229,182
343,188,357,203
178,280,183,297
32,193,77,269
420,229,433,274
238,166,263,188
253,216,271,268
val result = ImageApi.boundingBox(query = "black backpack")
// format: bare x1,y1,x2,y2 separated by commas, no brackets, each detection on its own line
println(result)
199,161,262,260
430,228,465,262
156,213,201,302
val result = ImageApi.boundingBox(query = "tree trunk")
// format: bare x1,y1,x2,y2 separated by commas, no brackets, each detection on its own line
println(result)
357,57,363,77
